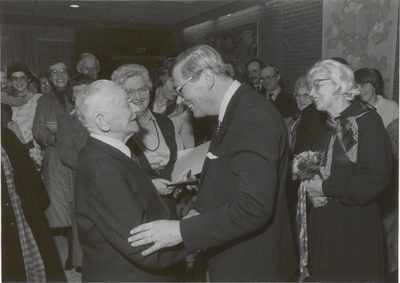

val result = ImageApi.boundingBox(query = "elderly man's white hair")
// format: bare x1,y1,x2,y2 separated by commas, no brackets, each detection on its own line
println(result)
76,53,100,72
75,80,121,133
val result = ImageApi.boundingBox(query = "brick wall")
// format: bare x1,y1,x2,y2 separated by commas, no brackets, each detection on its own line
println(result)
163,0,324,94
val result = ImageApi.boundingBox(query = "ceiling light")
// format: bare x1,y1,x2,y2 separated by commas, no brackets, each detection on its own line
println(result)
70,4,79,8
227,14,231,17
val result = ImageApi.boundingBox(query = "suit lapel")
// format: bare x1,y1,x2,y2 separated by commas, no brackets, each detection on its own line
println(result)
87,137,170,217
199,83,251,186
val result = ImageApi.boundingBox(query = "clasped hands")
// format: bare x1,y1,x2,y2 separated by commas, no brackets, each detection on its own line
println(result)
304,174,327,208
129,169,200,255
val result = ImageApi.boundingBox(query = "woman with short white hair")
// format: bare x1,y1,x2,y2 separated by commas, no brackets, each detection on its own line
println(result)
304,59,392,282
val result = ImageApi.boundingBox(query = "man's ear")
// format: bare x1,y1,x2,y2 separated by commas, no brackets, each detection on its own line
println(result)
276,74,281,82
95,112,110,132
202,69,215,90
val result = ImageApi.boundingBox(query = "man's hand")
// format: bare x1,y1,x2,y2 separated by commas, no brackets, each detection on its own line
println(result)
128,220,182,256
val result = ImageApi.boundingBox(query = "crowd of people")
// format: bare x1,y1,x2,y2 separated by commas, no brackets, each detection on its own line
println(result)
1,45,398,282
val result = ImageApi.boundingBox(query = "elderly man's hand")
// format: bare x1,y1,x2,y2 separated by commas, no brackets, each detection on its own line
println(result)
128,220,182,256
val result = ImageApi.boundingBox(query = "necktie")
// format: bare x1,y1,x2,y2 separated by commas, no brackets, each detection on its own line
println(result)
257,85,261,91
268,93,274,101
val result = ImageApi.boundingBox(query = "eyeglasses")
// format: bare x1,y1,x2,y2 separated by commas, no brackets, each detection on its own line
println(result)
50,69,68,77
309,78,331,92
125,87,150,100
11,76,28,83
260,74,277,81
247,69,260,76
41,81,50,87
295,92,310,100
173,70,203,98
82,67,100,74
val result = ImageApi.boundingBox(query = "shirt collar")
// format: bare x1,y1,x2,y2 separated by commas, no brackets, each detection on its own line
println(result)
218,80,241,122
90,133,131,158
269,86,281,101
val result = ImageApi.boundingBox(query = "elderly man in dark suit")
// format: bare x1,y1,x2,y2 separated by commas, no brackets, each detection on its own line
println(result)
261,65,298,118
128,45,297,282
74,80,187,282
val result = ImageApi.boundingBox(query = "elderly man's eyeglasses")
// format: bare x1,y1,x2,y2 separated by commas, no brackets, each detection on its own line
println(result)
173,70,203,98
50,69,68,77
260,74,277,81
11,76,28,83
125,87,150,100
309,79,331,92
82,67,100,74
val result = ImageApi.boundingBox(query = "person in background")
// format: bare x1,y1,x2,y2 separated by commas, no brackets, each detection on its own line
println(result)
305,59,392,282
57,73,95,273
128,45,297,282
354,67,398,128
285,76,327,154
245,58,266,95
74,80,187,281
261,65,297,118
39,77,52,95
111,64,184,220
2,127,66,282
32,58,74,271
1,68,25,142
152,57,194,149
7,62,44,170
76,53,100,80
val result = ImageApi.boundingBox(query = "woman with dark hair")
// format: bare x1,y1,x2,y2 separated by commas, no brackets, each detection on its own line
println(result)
354,67,398,127
304,59,392,282
57,73,95,272
7,62,43,169
32,58,74,270
152,58,194,148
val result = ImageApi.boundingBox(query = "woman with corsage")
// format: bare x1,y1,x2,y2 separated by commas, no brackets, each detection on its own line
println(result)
304,59,392,282
111,64,185,220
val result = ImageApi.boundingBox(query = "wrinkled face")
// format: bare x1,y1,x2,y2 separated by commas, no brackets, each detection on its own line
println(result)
247,61,261,85
308,69,339,114
162,78,178,101
295,85,313,111
172,67,211,118
11,71,30,95
358,82,376,103
260,67,280,92
1,70,8,91
80,57,99,80
49,62,69,90
40,77,52,95
107,89,140,140
120,76,151,117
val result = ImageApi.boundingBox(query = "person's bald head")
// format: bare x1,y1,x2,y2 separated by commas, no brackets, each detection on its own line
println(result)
75,80,139,141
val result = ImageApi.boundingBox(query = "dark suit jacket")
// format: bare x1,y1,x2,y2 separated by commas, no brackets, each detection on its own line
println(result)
250,83,267,97
272,88,298,118
180,83,297,282
75,137,187,282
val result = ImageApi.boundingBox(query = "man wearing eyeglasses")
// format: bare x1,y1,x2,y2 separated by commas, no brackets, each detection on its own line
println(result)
128,45,297,282
245,58,266,96
261,65,298,118
76,53,100,80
